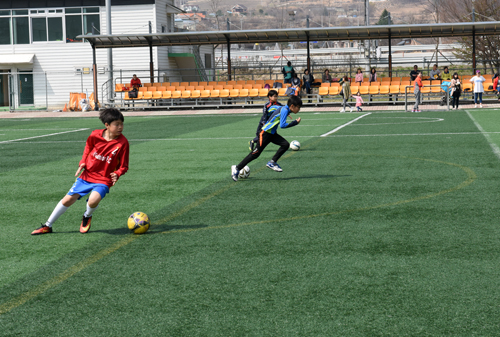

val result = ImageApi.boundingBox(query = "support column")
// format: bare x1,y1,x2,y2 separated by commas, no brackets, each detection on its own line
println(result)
472,27,476,74
149,41,154,83
306,34,311,70
92,43,99,111
388,30,392,77
227,37,231,81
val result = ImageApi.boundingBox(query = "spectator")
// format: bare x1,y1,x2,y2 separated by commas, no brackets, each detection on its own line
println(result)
430,64,441,80
369,68,377,82
130,74,141,89
302,69,314,95
290,73,301,95
354,68,363,85
413,72,423,112
322,69,333,83
450,72,462,110
493,73,500,101
282,61,295,84
410,65,419,81
441,66,452,81
470,70,486,108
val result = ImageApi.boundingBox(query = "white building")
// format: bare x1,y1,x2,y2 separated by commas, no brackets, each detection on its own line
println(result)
0,0,214,109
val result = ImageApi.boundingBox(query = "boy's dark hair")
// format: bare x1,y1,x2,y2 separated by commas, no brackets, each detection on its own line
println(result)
287,61,291,66
287,95,302,108
267,89,278,97
99,108,124,125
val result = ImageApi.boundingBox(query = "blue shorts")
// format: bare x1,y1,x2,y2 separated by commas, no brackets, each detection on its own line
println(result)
68,178,109,200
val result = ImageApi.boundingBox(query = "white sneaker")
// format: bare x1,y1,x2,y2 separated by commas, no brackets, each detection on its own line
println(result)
350,108,353,113
231,165,239,181
339,109,345,113
475,104,477,108
480,104,483,108
266,161,283,172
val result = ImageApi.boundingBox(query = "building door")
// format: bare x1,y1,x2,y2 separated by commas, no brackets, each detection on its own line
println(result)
0,74,7,107
18,71,34,105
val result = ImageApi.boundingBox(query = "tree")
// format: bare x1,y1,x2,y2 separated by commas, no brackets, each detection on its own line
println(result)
439,0,500,72
208,0,223,30
377,9,390,25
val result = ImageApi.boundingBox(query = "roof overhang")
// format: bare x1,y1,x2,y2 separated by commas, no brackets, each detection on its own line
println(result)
78,21,500,49
166,3,185,14
0,54,34,65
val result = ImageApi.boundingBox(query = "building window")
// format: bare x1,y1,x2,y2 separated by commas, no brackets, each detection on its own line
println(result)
0,18,11,45
0,7,100,44
65,15,82,42
13,17,29,44
48,17,63,41
32,17,47,42
84,14,100,35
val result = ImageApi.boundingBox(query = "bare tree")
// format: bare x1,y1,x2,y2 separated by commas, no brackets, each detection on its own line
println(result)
208,0,223,30
440,0,500,72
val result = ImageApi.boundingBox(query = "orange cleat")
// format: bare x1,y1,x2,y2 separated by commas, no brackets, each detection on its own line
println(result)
31,224,52,235
80,216,92,234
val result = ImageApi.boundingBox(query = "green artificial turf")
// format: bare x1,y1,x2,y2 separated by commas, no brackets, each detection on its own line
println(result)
1,109,500,335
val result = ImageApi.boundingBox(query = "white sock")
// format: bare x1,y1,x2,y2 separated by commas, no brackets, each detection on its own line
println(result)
45,201,69,227
84,203,98,218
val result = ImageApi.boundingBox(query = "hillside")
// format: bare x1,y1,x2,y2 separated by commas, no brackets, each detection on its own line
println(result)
178,0,432,31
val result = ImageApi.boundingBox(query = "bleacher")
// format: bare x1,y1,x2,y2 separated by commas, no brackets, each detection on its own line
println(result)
115,79,306,108
115,75,496,108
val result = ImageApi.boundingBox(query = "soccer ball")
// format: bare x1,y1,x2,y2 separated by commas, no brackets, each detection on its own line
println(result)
238,165,250,179
127,212,150,234
290,140,301,151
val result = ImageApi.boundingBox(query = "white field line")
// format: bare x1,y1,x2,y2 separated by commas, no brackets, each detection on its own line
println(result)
465,110,500,161
6,132,500,144
0,128,89,144
320,113,372,137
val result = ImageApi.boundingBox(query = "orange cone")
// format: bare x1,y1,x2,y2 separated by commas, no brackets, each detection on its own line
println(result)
62,103,68,112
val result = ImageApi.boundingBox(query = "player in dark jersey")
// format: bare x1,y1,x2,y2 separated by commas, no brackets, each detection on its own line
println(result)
249,89,283,151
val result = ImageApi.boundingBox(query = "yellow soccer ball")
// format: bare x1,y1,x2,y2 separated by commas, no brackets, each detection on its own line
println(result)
127,212,150,234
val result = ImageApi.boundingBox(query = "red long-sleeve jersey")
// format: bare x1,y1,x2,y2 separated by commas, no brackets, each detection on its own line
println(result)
79,129,129,187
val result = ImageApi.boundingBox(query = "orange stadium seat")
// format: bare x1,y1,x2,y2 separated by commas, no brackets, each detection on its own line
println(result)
321,83,330,87
115,83,124,92
200,90,211,98
191,90,201,99
180,82,189,87
229,89,240,98
239,89,249,98
234,84,243,90
162,91,172,99
379,85,390,95
359,86,369,95
198,82,208,86
181,90,191,99
147,86,156,92
259,89,269,97
318,87,329,96
329,86,339,95
249,89,259,98
186,86,195,91
236,80,246,85
171,91,181,99
189,82,199,87
210,90,220,98
220,89,230,99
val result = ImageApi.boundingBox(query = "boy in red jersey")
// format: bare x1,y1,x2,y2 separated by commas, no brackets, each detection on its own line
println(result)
32,108,129,235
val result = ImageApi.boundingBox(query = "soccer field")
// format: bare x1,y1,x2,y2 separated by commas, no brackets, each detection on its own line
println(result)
1,108,500,335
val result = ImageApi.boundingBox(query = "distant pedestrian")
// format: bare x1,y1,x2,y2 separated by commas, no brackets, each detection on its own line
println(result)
470,70,486,108
410,65,419,81
302,69,314,95
351,91,364,112
412,72,423,112
282,61,295,84
340,76,352,113
450,72,461,110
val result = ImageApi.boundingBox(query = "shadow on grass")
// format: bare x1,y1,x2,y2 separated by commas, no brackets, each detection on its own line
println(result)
51,223,208,235
251,174,352,181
